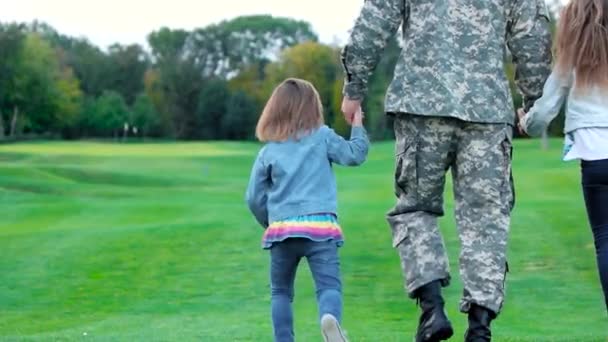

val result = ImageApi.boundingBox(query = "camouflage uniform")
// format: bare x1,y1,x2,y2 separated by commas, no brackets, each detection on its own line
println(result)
342,0,552,315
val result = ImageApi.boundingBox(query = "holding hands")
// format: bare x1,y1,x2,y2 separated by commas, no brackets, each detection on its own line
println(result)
517,108,528,135
341,97,363,126
352,107,364,127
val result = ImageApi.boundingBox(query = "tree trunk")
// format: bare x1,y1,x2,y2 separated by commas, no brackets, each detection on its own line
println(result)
0,109,5,139
123,123,129,142
541,129,549,150
10,106,19,137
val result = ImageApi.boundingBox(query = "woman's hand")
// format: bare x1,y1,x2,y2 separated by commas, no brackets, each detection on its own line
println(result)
517,108,527,135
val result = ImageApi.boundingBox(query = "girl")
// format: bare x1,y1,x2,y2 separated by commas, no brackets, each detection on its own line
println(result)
246,78,369,342
519,0,608,312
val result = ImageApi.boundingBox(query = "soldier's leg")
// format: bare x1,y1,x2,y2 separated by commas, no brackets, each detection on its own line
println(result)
388,114,458,341
452,122,513,317
387,114,456,296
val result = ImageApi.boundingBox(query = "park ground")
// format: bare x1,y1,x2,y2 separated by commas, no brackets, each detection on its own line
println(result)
0,140,606,341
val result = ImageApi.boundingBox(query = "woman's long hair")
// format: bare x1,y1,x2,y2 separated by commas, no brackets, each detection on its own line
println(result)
556,0,608,90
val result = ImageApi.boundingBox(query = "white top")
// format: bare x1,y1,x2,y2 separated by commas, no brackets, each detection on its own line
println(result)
521,68,608,162
521,70,608,136
563,128,608,161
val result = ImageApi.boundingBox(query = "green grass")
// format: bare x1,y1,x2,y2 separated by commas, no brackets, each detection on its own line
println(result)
0,140,606,341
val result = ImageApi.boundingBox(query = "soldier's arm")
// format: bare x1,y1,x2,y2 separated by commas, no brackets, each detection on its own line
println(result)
506,0,553,111
341,0,405,100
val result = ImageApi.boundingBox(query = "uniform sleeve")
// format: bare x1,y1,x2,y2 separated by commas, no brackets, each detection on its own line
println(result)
521,70,570,137
245,149,270,228
341,0,405,100
506,0,553,111
325,126,370,166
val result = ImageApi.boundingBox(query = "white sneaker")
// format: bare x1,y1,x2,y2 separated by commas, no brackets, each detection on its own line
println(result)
321,314,348,342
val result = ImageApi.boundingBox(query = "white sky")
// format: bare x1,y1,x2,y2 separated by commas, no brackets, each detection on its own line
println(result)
1,0,570,50
0,0,362,49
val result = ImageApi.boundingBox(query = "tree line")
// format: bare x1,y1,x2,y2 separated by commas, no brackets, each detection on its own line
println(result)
0,16,561,141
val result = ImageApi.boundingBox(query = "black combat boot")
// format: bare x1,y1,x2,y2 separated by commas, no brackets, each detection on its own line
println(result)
464,304,496,342
415,280,453,342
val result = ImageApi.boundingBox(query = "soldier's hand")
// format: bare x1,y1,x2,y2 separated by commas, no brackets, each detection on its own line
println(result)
341,97,361,125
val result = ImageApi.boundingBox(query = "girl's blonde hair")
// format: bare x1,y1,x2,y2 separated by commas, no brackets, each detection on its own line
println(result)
556,0,608,90
256,78,324,142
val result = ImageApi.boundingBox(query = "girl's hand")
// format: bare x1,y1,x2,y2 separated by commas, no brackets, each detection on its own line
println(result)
341,97,361,125
352,107,364,127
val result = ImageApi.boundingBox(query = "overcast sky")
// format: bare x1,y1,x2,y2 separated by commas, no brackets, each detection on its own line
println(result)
0,0,362,49
1,0,569,50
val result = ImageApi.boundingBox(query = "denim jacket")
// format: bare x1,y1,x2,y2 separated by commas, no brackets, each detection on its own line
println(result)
246,125,369,227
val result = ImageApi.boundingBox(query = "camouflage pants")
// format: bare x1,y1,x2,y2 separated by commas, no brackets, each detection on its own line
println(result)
387,114,514,315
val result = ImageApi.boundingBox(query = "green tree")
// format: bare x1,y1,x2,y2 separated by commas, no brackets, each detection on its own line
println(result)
55,67,84,137
188,15,318,78
68,40,112,98
92,91,131,137
265,42,342,128
148,27,189,65
0,23,26,138
0,28,85,137
222,90,258,140
147,27,203,138
29,22,112,99
143,69,172,135
228,61,267,108
197,79,231,140
78,97,98,137
14,33,71,135
106,44,149,105
130,93,161,138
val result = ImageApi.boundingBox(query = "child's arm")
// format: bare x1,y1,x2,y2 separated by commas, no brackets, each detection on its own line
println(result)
520,70,570,137
245,150,269,228
326,109,370,166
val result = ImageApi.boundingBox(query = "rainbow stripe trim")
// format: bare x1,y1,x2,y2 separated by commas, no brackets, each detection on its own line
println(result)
262,214,344,249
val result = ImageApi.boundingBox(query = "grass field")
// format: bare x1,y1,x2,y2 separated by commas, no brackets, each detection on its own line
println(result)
0,140,606,341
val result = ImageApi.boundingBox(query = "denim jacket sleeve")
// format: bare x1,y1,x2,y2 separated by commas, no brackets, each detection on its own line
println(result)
325,125,370,166
245,148,270,228
522,70,570,137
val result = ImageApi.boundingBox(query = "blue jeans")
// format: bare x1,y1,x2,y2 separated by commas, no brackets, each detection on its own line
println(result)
269,238,342,342
582,159,608,313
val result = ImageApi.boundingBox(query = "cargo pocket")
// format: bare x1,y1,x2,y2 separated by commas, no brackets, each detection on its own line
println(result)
500,128,515,211
497,261,510,313
394,135,418,200
388,119,420,247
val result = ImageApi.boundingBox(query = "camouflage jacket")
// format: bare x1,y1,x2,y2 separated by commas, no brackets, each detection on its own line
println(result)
341,0,553,124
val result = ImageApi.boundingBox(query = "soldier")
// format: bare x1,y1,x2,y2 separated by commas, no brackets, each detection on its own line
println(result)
341,0,552,341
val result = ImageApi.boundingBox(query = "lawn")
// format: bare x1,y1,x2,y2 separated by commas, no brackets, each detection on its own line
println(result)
0,139,606,341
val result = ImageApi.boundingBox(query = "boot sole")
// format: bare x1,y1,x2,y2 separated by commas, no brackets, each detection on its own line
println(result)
321,314,348,342
417,324,454,342
429,324,454,341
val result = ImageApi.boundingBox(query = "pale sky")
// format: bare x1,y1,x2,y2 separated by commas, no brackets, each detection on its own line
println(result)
0,0,362,49
1,0,569,50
